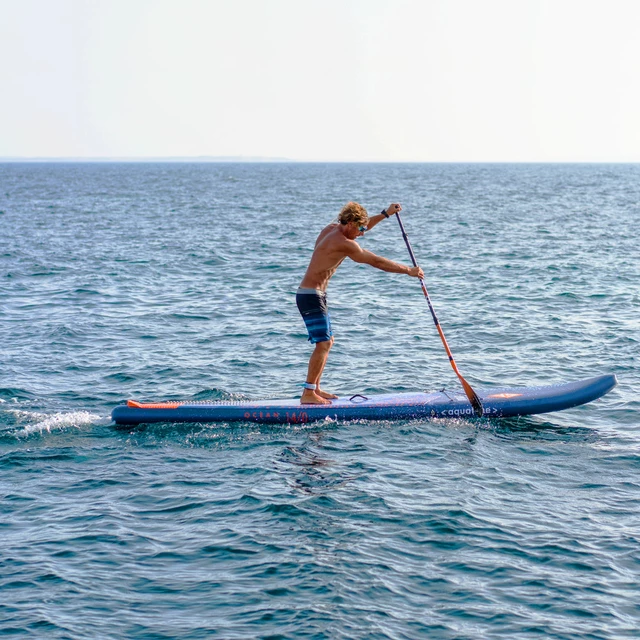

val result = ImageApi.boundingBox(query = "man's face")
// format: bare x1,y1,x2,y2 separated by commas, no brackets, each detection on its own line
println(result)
348,220,367,239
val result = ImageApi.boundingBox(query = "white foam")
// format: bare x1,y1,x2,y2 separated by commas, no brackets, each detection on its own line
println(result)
8,409,103,437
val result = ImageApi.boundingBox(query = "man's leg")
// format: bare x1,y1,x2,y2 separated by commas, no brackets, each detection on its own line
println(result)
315,337,338,400
301,337,334,404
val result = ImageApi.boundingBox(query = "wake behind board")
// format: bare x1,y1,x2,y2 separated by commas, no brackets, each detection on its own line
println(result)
111,374,616,425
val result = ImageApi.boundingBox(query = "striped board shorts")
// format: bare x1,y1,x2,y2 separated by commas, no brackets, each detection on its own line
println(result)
296,288,333,344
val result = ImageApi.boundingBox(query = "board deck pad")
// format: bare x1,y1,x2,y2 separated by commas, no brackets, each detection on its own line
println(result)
111,374,616,425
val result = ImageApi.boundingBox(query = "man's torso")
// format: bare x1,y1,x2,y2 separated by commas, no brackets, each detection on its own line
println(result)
299,224,353,290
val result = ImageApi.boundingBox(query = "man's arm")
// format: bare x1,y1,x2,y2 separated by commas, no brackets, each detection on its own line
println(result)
366,203,402,232
343,241,424,278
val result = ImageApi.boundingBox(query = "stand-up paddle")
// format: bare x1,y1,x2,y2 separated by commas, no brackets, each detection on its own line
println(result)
395,212,484,417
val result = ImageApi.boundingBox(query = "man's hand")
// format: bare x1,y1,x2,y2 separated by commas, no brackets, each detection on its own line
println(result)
408,266,424,279
386,203,402,216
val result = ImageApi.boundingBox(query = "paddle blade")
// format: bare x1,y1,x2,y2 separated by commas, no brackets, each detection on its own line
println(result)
460,377,484,417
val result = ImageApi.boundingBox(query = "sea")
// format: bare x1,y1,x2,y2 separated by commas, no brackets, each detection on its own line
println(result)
1,162,638,638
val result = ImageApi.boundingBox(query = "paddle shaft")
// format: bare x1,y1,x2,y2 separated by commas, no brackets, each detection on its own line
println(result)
395,212,484,416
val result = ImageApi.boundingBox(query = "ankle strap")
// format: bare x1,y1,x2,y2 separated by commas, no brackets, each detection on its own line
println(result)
301,382,317,390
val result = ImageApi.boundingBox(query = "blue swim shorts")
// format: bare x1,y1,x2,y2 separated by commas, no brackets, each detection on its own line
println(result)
296,288,333,344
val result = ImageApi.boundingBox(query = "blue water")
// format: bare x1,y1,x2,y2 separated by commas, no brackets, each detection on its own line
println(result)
1,162,638,638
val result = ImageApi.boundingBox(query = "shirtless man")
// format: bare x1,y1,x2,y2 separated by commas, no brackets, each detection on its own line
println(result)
297,201,424,404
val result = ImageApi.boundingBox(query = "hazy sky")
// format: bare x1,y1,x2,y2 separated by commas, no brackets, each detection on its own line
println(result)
1,0,639,161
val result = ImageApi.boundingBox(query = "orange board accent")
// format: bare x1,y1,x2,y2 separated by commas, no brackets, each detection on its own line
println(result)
127,400,181,409
486,393,523,399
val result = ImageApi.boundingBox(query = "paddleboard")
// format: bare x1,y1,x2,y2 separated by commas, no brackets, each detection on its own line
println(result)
111,374,616,425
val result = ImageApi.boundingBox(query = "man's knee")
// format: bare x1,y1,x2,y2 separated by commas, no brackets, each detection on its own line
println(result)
315,337,333,351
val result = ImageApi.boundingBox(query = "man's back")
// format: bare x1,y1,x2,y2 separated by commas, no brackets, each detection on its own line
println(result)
299,223,353,291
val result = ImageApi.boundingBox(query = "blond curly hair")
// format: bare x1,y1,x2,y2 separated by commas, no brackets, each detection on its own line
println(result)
338,201,368,226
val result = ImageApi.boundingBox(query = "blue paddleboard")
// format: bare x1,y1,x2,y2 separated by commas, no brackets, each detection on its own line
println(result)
111,374,616,425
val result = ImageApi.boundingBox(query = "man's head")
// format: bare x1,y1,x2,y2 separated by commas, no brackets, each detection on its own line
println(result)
339,202,368,226
338,202,368,238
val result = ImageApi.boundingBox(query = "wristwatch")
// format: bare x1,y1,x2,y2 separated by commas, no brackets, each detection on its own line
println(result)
381,209,389,218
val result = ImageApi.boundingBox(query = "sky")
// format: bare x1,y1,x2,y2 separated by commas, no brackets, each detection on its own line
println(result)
1,0,639,162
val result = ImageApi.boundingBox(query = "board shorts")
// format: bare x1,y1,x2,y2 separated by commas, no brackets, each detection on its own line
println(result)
296,288,333,344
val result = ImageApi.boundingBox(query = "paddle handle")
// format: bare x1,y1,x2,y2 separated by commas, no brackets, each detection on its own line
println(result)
396,213,439,326
396,212,420,268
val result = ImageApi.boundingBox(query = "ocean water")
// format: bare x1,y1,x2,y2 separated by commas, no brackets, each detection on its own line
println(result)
1,162,638,638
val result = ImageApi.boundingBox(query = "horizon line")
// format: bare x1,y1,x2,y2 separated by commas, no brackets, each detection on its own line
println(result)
1,156,639,164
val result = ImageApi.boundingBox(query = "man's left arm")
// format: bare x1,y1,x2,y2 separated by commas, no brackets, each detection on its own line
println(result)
366,203,402,231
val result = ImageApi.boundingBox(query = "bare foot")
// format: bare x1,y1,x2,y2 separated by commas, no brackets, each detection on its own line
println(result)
317,388,338,400
300,390,331,405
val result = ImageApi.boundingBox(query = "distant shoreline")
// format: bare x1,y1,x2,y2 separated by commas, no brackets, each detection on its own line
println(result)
0,156,295,163
0,158,637,164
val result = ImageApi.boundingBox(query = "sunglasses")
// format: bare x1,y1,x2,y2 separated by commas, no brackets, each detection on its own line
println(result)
358,225,367,232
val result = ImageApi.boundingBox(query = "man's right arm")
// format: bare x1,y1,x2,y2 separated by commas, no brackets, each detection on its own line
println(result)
344,242,424,278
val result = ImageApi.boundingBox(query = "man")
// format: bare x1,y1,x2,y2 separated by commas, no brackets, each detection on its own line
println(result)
297,201,424,404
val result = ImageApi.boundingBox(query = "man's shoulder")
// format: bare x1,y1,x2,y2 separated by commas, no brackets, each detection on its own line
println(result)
321,222,339,234
328,233,359,255
316,223,341,246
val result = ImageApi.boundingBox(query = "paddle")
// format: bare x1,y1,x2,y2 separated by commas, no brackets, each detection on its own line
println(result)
395,212,484,417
